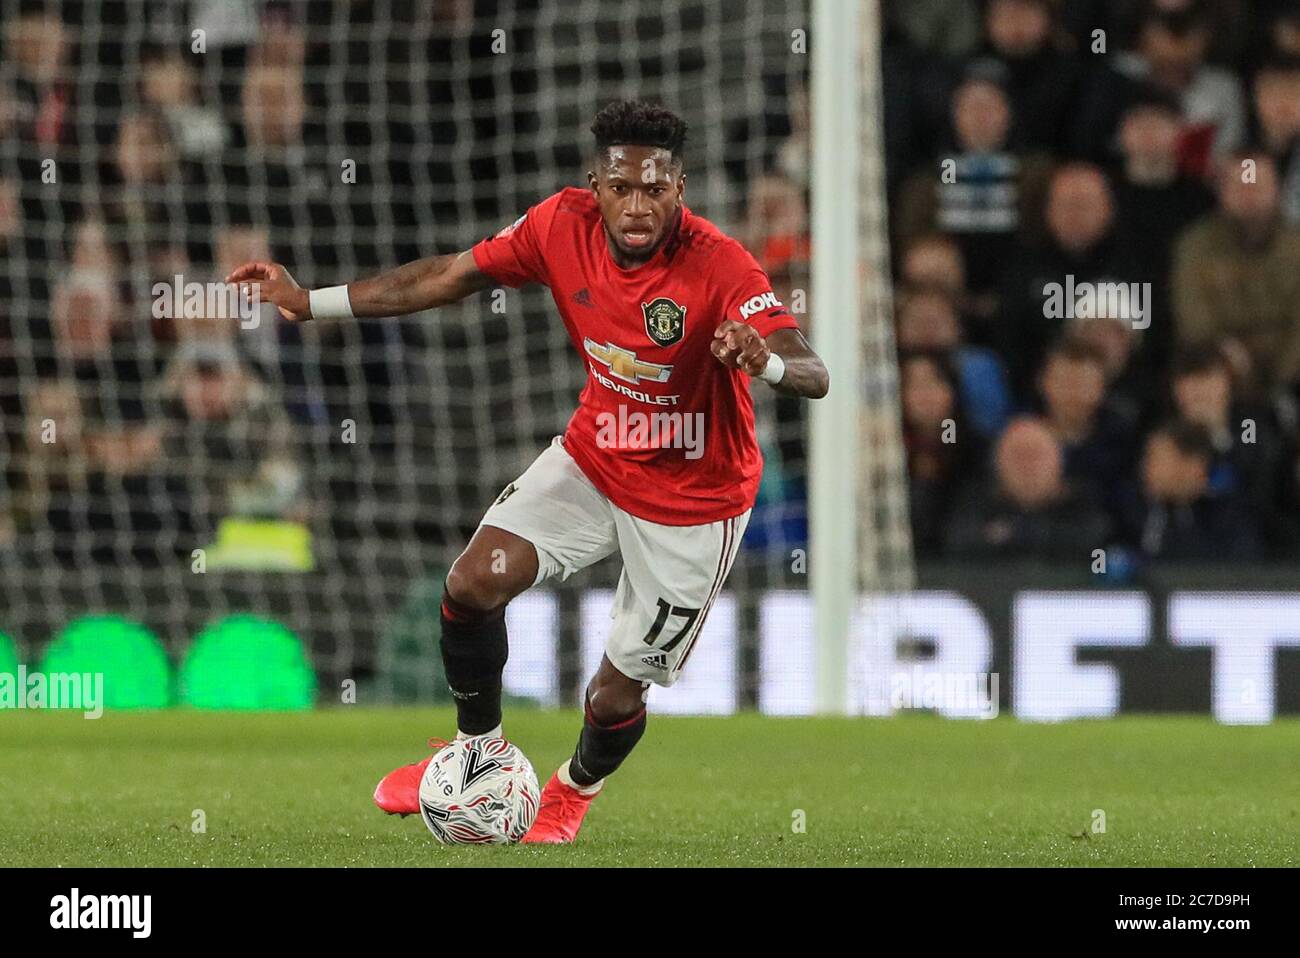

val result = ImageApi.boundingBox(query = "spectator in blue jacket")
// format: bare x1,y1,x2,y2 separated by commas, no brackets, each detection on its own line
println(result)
895,284,1012,440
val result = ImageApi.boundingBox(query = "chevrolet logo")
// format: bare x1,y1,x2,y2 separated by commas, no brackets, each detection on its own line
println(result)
583,338,673,384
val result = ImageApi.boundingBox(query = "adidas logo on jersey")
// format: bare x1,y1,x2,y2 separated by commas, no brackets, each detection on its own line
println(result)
573,287,594,308
640,652,668,671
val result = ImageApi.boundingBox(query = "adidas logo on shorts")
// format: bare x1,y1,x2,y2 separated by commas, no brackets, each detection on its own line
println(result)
640,652,668,671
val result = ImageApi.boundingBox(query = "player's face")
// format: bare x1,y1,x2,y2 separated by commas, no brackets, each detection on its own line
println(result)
588,145,684,264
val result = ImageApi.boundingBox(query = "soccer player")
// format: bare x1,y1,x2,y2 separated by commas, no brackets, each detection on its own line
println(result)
227,101,829,843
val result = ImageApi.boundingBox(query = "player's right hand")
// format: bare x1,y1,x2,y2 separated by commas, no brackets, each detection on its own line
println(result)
225,261,311,322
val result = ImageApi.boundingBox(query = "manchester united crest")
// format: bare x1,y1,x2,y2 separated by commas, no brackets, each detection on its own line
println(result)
641,297,686,347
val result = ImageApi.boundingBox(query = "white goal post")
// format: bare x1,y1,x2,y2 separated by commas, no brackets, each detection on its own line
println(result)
810,0,913,713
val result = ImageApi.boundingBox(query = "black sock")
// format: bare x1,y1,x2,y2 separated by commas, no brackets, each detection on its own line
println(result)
567,695,647,786
439,588,508,735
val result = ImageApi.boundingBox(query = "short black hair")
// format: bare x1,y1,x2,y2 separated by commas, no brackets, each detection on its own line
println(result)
1143,0,1211,33
1044,334,1107,371
1123,81,1183,118
1256,52,1300,78
1151,419,1215,462
591,100,687,164
899,348,962,391
1170,343,1230,380
961,57,1011,91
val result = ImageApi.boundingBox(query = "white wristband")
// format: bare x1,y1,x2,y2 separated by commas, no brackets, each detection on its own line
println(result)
758,352,786,385
308,285,354,320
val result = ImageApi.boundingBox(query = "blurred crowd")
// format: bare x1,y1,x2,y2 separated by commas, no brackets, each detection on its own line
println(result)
889,0,1300,564
895,0,1300,564
0,1,466,568
4,0,1299,574
744,0,1300,565
1,3,312,565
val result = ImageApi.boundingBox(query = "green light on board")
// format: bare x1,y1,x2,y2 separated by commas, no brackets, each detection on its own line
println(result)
179,615,316,710
37,616,172,709
0,632,18,679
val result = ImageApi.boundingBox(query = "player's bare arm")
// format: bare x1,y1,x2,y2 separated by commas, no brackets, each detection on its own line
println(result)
286,99,836,846
711,321,829,399
224,250,492,322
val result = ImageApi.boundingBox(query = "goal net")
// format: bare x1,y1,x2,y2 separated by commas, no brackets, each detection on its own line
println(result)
0,0,909,714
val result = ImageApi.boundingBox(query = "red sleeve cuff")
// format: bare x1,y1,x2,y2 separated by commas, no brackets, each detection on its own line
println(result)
470,241,504,284
751,311,801,339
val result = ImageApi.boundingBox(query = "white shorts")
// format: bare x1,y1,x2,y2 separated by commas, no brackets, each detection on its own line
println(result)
480,436,749,687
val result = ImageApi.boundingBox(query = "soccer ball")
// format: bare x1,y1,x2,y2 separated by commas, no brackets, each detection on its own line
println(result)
417,737,541,844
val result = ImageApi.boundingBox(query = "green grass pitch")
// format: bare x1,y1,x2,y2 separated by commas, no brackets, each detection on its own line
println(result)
1,708,1296,867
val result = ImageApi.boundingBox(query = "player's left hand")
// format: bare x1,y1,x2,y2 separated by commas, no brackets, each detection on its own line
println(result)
711,320,770,377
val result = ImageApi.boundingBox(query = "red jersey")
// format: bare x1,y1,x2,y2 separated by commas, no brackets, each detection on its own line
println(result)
471,188,799,525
